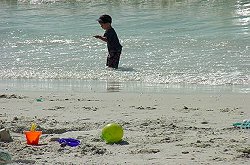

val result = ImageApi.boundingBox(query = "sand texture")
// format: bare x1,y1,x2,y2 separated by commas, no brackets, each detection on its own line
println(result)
0,92,250,164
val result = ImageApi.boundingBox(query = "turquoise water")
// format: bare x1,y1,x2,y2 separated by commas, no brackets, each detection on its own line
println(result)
0,0,249,92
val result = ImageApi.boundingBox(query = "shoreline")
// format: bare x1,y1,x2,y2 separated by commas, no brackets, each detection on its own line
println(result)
0,79,249,94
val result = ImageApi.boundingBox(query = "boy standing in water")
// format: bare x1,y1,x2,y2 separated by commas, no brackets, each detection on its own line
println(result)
94,14,122,69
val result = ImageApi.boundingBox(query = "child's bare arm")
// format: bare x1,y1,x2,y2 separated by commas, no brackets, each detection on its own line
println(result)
93,35,107,42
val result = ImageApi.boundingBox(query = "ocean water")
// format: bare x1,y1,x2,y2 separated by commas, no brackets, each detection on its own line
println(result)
0,0,249,93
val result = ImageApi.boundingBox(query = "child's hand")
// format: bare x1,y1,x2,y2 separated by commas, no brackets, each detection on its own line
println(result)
93,35,101,39
93,35,107,42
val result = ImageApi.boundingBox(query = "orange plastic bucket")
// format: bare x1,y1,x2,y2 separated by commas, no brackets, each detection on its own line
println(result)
24,131,42,145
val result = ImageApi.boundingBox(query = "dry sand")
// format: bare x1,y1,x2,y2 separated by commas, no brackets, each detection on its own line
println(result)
0,91,250,164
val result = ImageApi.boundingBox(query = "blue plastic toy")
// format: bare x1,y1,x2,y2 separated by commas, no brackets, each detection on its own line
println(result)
57,138,80,147
233,120,250,129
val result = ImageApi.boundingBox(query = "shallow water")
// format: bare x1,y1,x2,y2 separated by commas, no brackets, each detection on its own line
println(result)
0,0,249,92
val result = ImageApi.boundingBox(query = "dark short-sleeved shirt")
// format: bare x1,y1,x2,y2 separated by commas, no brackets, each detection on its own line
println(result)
104,27,122,53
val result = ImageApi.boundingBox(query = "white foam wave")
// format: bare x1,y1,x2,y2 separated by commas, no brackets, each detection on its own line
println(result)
18,0,64,4
0,67,249,86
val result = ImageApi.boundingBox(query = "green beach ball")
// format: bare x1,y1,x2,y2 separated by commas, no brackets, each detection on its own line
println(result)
101,123,123,144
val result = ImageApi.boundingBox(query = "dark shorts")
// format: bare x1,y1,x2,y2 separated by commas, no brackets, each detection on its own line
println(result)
106,51,121,69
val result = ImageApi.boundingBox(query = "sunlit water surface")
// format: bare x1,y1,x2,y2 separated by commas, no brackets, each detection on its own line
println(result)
0,0,249,93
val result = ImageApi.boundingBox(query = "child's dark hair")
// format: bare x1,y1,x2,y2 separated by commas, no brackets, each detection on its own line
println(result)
97,14,112,24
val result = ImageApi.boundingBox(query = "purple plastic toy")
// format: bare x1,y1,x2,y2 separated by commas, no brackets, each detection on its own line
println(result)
57,138,80,147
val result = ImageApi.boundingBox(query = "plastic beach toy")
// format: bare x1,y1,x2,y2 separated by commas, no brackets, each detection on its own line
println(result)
36,98,43,102
233,120,250,129
24,123,42,145
24,131,42,145
57,138,80,147
30,123,37,132
0,149,12,163
101,123,123,144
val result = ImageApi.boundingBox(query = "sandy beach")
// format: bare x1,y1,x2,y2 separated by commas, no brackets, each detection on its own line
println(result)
1,0,249,164
0,91,250,164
